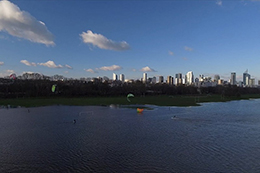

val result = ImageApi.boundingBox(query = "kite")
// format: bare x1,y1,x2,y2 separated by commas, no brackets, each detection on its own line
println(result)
51,84,56,93
137,108,144,113
127,93,134,102
9,73,16,79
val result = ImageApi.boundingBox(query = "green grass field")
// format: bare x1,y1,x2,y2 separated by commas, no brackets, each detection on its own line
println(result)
1,94,260,108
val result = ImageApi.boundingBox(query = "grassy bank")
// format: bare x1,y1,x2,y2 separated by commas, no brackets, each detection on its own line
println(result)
1,94,260,108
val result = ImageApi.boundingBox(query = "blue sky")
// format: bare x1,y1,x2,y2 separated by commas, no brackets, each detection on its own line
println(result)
0,0,260,81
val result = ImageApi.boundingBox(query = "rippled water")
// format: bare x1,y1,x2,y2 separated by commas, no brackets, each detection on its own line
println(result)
1,99,260,172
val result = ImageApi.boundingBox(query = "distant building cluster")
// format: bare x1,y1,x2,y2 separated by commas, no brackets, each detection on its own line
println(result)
138,70,257,88
1,69,259,88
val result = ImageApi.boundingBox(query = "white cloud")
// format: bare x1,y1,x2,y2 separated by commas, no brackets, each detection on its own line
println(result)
38,60,63,68
169,51,174,56
184,46,193,51
20,60,36,66
140,66,156,72
0,61,4,65
6,69,14,74
80,30,130,51
85,65,122,73
23,71,35,74
85,68,98,73
21,60,72,69
216,0,222,6
0,0,54,45
0,69,14,77
65,64,73,69
99,65,122,71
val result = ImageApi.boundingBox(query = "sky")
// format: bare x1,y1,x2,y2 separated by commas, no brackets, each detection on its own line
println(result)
0,0,260,81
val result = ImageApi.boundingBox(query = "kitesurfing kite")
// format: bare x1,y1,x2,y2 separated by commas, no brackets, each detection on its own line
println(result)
137,108,144,113
51,84,56,93
9,73,16,80
127,93,134,102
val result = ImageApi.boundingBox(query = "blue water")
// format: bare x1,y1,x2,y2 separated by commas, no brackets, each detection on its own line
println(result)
1,99,260,172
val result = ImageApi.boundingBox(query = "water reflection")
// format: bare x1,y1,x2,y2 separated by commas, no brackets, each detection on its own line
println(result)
1,100,260,172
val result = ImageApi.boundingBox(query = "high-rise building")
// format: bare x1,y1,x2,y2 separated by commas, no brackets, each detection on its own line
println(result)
186,71,194,85
167,76,173,85
113,73,117,81
175,73,182,85
143,73,147,83
214,75,220,82
152,77,156,84
249,78,255,87
230,72,236,85
243,70,250,86
158,76,164,83
119,74,125,82
218,79,224,85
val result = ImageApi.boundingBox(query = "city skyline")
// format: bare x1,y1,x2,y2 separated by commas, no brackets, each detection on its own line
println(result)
1,0,260,81
9,70,257,86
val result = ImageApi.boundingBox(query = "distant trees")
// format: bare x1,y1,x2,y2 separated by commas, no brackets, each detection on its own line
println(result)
0,79,259,98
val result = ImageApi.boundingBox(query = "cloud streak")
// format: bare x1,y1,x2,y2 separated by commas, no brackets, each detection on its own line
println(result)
184,46,193,52
80,30,130,51
0,0,54,45
216,0,222,6
140,66,156,72
38,60,63,68
85,65,122,73
85,68,98,73
99,65,122,71
20,60,36,66
20,59,73,69
65,64,73,69
0,61,4,65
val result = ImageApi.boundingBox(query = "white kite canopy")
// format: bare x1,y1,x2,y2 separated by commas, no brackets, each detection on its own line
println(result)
127,93,134,102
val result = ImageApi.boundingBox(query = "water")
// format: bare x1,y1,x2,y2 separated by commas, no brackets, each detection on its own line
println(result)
1,100,260,172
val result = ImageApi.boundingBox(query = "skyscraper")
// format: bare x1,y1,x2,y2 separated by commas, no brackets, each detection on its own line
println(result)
167,76,173,85
158,76,164,83
243,70,250,86
230,72,236,85
214,74,220,82
152,77,156,84
175,73,182,85
249,78,255,87
113,73,117,81
119,74,125,82
143,73,147,83
186,71,194,85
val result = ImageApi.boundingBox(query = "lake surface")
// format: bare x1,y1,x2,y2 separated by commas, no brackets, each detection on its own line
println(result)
1,99,260,172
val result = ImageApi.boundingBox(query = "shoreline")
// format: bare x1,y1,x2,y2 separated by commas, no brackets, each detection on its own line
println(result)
1,94,260,108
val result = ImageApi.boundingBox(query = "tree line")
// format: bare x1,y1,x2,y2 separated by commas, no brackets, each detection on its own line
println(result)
0,79,259,98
